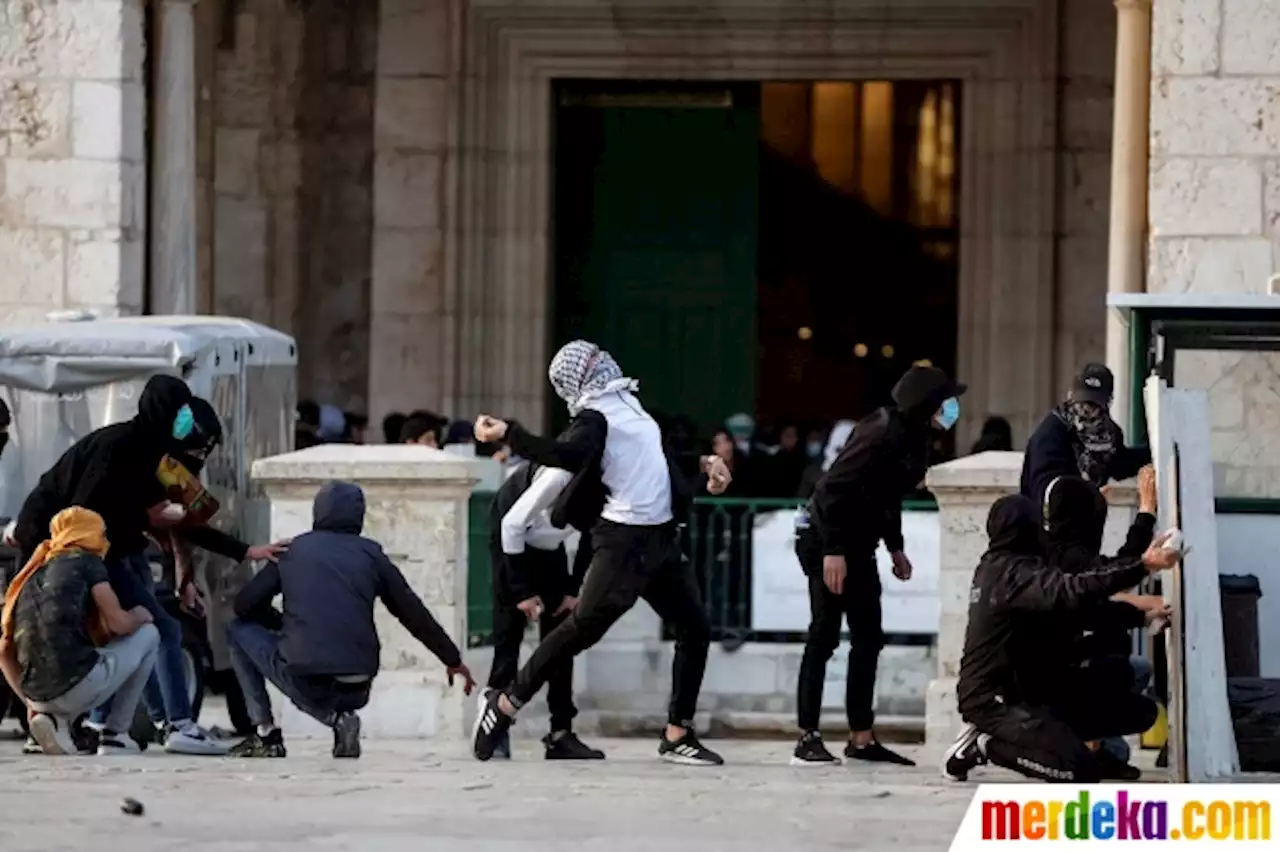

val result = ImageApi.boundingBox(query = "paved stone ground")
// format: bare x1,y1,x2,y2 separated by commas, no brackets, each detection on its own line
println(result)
0,735,989,852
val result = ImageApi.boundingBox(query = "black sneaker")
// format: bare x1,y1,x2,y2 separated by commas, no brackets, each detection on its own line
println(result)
1095,748,1142,781
791,730,841,766
472,689,514,761
228,729,287,758
493,729,511,760
943,723,986,782
97,731,144,756
332,712,361,759
658,729,724,766
845,739,916,766
544,731,605,760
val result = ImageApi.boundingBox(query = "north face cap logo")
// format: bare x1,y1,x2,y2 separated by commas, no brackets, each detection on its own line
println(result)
1085,376,1102,388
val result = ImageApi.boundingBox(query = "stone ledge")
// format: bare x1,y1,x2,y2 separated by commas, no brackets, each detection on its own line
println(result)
924,450,1024,491
252,443,480,484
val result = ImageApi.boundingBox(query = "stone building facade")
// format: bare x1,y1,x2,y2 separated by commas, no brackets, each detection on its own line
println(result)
0,0,1275,459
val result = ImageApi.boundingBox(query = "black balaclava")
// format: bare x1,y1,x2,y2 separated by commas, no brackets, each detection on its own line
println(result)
1042,474,1107,563
136,375,194,447
985,494,1043,556
1054,399,1117,486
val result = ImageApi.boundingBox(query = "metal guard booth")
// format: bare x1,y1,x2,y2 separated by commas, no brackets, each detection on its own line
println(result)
0,314,297,672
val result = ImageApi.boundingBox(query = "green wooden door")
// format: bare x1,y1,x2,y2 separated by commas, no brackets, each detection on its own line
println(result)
554,95,759,434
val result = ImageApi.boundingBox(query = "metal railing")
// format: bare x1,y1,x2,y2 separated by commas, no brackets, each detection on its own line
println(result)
465,494,938,647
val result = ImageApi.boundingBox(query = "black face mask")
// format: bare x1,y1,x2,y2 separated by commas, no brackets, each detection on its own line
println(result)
0,431,8,458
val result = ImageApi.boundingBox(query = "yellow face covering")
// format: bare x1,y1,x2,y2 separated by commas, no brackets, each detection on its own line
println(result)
2,507,110,641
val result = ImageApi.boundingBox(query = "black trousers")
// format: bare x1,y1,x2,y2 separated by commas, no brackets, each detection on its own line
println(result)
795,529,883,732
508,521,710,727
487,545,577,733
965,668,1159,783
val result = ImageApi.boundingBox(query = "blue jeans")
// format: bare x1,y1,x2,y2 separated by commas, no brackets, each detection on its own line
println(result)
89,552,192,728
226,619,370,729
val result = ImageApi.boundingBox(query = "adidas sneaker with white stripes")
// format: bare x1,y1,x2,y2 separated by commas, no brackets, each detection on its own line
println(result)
472,688,514,761
657,729,724,766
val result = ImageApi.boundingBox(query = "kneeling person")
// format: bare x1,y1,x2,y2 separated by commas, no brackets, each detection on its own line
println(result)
486,459,602,760
227,481,476,758
0,507,159,755
944,495,1176,783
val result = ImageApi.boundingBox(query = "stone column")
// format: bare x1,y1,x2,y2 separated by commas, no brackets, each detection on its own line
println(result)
149,0,197,314
251,444,478,738
1104,0,1152,432
150,0,199,315
923,450,1142,752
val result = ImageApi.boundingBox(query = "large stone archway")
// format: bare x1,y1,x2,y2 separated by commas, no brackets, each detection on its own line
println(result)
372,0,1063,438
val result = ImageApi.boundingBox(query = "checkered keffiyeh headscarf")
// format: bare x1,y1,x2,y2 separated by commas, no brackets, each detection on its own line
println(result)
548,340,635,414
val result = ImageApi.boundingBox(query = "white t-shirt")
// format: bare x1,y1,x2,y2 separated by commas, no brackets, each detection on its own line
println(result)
500,467,574,554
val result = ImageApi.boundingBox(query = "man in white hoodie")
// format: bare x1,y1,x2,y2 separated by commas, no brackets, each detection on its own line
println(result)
472,340,731,766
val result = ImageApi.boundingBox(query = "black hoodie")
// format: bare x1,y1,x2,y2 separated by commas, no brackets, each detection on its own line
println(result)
956,495,1149,716
234,480,462,677
807,366,962,558
15,375,192,557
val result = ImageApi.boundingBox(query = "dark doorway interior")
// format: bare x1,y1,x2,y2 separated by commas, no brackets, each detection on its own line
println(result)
552,79,961,451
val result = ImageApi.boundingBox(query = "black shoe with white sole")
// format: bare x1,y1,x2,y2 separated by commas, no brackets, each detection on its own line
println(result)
472,690,514,761
544,731,605,760
943,723,987,782
658,730,724,766
845,739,916,766
791,731,841,766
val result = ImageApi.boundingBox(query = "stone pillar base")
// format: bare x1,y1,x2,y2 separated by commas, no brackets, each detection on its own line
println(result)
270,670,462,740
925,676,959,759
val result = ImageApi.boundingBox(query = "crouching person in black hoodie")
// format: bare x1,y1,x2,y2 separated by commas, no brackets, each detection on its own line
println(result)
792,365,965,767
226,481,476,759
484,458,603,760
943,495,1178,783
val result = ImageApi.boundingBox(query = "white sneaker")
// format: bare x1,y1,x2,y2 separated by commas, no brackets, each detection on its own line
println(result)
29,713,77,756
163,723,229,756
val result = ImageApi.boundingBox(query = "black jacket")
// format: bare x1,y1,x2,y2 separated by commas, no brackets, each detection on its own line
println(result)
808,366,958,558
1020,410,1151,510
234,480,461,677
956,495,1149,717
15,375,192,557
1041,475,1154,668
506,409,693,531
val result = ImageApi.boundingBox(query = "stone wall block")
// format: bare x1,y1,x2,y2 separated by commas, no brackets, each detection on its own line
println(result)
71,80,144,162
0,227,64,305
373,150,441,229
377,0,449,78
1149,158,1262,237
1221,0,1280,75
371,226,443,311
0,158,127,228
1148,237,1274,295
374,77,447,153
2,80,70,159
1153,0,1221,75
213,126,262,197
1151,78,1280,157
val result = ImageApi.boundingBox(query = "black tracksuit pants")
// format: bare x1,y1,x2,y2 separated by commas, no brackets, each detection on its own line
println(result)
964,666,1158,783
507,520,710,727
795,528,884,732
487,543,577,733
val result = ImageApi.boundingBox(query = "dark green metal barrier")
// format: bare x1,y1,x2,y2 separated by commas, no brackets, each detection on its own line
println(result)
464,494,937,647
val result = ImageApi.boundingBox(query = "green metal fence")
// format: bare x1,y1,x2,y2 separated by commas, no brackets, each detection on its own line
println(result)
465,493,937,647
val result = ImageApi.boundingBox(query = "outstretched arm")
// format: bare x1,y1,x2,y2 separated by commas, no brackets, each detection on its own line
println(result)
481,413,607,474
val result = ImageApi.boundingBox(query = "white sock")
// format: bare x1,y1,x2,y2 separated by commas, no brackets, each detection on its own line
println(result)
172,718,199,736
257,724,277,737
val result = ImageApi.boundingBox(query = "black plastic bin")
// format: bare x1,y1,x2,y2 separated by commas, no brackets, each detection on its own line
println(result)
1220,574,1263,679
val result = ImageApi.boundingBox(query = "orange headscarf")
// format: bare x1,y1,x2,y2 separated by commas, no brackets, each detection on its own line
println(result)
1,507,111,643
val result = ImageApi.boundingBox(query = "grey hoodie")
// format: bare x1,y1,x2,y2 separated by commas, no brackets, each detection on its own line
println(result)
233,480,462,677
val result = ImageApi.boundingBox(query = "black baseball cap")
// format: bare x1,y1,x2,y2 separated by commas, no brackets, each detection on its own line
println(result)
1070,362,1114,406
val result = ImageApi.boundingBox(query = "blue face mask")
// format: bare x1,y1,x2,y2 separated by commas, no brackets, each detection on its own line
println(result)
936,397,960,431
806,440,823,459
172,404,195,441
